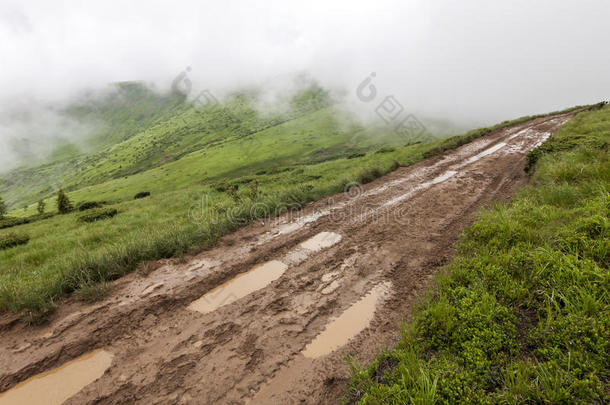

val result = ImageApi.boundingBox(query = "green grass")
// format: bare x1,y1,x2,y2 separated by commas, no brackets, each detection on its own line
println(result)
0,93,592,318
345,105,610,404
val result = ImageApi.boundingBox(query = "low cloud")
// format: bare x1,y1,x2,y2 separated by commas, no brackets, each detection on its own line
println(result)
1,0,609,170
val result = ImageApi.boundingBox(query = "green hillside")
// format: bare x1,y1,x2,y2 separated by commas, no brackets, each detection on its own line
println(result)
0,82,442,316
1,83,422,212
0,82,188,208
0,81,585,318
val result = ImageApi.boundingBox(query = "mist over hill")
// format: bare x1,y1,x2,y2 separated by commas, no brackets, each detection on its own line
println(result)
1,0,609,158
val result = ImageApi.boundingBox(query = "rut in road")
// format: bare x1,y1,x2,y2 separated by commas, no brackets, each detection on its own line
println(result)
0,113,573,404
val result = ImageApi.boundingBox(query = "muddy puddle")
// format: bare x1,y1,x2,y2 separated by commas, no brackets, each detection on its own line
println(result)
300,231,342,252
460,142,506,166
382,170,457,208
188,260,288,314
275,210,331,236
0,349,113,405
302,282,391,358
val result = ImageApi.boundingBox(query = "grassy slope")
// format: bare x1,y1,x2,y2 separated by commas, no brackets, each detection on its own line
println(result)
0,99,588,317
346,106,609,403
0,137,437,316
3,86,415,215
0,83,189,208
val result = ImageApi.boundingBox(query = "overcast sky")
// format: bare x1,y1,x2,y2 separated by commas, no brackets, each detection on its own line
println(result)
1,0,609,169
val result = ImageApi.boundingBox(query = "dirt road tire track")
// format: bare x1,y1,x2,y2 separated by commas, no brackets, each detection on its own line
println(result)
0,112,574,404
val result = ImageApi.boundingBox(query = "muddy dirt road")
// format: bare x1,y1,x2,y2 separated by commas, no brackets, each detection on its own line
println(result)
0,113,573,404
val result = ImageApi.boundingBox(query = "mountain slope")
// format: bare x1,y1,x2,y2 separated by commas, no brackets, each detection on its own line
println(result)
0,82,187,208
1,83,433,213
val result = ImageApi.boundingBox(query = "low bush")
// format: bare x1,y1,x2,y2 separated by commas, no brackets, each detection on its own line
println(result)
0,216,30,229
213,183,228,192
0,233,30,250
375,147,396,154
348,152,366,159
0,213,54,230
134,191,151,199
78,208,118,223
57,189,74,214
76,201,103,211
357,167,383,184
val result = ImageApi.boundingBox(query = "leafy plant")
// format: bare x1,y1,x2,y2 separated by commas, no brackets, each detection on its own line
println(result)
57,189,73,214
0,197,6,219
0,233,30,250
78,208,118,223
247,179,260,200
226,184,240,201
37,200,46,215
76,201,102,211
134,191,151,199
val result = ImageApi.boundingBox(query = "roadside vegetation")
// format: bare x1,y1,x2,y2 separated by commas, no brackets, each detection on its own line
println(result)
0,85,590,319
346,105,609,403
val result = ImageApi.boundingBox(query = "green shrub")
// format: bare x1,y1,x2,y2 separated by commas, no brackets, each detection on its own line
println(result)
78,208,118,223
0,216,30,229
0,213,54,230
247,179,260,200
348,152,366,159
213,183,228,192
57,189,73,214
357,167,383,184
37,200,45,215
225,184,240,201
0,197,7,219
375,147,396,154
0,233,30,250
76,201,103,211
134,191,151,199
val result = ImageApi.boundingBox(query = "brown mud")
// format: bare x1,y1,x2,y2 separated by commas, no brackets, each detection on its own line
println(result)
0,113,573,404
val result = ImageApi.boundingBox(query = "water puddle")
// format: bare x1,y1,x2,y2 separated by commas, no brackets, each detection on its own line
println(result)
507,127,530,141
284,232,343,266
382,170,457,208
459,142,506,166
188,260,288,314
380,135,531,210
0,349,113,405
300,232,342,252
531,132,552,148
302,282,391,358
275,210,331,235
